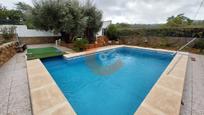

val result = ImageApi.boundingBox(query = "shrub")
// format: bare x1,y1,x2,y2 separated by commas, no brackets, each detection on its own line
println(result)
1,26,16,41
106,24,119,40
193,39,204,52
117,27,204,38
73,38,89,51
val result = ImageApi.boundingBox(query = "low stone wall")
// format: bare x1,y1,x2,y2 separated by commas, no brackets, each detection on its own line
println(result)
0,42,17,66
19,36,59,45
0,34,16,44
119,36,194,48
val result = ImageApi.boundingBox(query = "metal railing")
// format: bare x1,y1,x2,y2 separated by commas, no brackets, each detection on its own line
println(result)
167,37,197,75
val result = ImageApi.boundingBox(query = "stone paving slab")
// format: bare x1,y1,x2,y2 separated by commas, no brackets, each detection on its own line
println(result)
0,53,31,115
180,54,204,115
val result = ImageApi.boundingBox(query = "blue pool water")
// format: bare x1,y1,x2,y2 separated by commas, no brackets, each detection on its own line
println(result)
41,47,174,115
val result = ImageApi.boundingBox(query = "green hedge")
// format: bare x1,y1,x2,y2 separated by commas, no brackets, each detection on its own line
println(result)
193,39,204,52
118,28,204,38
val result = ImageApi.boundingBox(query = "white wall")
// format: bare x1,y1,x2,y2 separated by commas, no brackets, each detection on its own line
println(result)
1,22,111,38
0,25,60,37
96,20,112,37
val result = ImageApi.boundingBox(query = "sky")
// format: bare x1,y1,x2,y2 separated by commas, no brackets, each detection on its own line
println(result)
1,0,204,24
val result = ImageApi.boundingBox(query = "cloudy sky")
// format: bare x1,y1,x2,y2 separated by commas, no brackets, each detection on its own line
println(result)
1,0,204,24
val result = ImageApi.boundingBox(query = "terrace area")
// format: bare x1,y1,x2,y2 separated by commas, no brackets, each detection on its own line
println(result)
0,44,204,115
0,0,204,114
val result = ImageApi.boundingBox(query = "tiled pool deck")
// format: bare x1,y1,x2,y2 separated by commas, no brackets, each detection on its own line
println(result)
180,54,204,115
1,45,204,115
0,52,32,115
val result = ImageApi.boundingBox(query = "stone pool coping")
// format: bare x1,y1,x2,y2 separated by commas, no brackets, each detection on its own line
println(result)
27,45,188,115
134,52,188,115
26,59,76,115
63,45,176,59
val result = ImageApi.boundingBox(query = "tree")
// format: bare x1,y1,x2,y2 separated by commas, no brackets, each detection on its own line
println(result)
16,2,34,28
16,2,32,13
60,0,87,41
32,0,88,42
165,14,193,27
0,4,23,24
82,0,102,43
32,0,64,32
0,5,7,20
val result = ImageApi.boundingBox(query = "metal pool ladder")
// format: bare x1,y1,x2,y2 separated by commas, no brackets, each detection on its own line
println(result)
173,37,198,55
167,37,197,75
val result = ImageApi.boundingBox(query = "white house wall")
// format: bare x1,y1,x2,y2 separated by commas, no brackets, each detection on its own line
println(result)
0,25,60,37
96,20,112,37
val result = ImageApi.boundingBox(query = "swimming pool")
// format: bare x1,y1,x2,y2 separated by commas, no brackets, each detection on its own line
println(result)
41,47,174,115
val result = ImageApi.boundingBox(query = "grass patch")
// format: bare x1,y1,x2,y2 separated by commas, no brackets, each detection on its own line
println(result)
27,47,64,60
